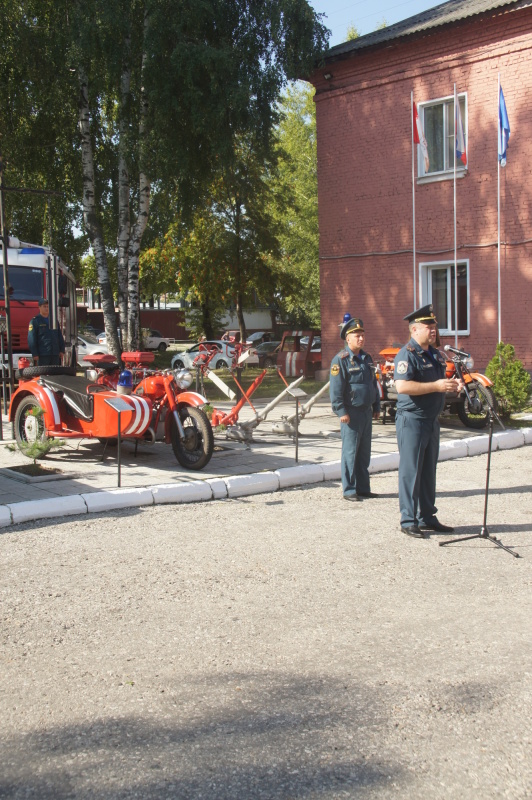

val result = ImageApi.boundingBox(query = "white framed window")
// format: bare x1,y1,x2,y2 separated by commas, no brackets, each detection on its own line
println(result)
420,260,470,335
418,94,467,179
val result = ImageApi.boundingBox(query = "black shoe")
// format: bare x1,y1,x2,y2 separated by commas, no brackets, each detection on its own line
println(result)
420,520,454,533
344,494,362,502
357,492,380,498
400,525,427,538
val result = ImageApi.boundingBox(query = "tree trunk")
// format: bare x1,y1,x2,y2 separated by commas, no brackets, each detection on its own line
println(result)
201,301,215,340
78,65,121,361
117,28,132,347
127,10,151,351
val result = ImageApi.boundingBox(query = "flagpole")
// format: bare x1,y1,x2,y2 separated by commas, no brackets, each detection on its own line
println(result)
497,73,502,343
453,84,458,348
411,91,417,308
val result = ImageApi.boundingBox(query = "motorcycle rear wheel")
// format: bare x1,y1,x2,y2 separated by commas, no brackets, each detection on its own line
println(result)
14,395,47,456
171,406,214,470
457,382,497,429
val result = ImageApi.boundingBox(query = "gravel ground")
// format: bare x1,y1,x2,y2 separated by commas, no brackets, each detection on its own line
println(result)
1,446,531,800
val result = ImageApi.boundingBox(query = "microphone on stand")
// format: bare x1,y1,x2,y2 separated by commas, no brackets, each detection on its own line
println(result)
444,344,471,359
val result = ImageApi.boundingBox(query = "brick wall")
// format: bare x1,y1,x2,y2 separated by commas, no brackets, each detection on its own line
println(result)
311,5,532,372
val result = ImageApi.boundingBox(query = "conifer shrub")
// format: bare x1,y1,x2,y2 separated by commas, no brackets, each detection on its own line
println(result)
485,342,531,417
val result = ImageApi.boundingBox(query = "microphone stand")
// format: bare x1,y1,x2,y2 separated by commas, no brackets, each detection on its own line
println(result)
439,397,520,558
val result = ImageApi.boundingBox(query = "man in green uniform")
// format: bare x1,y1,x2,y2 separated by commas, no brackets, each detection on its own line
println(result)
393,304,463,538
329,316,381,501
28,298,65,367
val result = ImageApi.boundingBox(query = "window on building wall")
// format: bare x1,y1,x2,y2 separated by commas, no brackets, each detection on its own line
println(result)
419,95,467,178
420,261,469,335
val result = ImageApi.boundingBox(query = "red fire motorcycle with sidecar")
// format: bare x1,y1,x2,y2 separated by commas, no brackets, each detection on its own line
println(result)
9,351,214,470
376,345,497,428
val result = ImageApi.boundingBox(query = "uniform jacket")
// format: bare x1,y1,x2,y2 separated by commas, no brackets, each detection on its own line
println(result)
28,314,65,358
393,338,447,418
329,347,380,417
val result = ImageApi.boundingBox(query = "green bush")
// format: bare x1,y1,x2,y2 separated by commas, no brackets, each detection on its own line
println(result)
485,342,531,416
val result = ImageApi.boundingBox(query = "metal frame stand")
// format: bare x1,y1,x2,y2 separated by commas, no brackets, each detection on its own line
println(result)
286,387,307,463
439,407,520,558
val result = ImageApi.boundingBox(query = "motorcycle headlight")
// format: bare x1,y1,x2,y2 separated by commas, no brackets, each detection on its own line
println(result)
465,357,474,369
174,368,193,390
86,369,98,382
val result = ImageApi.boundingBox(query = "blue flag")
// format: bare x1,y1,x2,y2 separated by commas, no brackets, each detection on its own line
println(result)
498,86,510,166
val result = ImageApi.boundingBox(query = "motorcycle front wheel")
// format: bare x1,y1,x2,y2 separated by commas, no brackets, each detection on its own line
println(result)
171,406,214,470
457,382,497,429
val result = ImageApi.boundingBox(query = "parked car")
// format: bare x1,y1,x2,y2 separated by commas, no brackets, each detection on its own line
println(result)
300,335,321,351
76,334,109,366
256,341,282,368
97,329,120,345
171,340,236,370
245,331,273,346
143,329,171,352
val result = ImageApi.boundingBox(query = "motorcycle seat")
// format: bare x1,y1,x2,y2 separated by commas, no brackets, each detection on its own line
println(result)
42,375,96,421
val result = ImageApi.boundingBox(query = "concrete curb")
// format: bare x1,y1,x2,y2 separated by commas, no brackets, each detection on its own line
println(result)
152,481,213,505
7,495,88,526
1,428,529,529
81,487,154,514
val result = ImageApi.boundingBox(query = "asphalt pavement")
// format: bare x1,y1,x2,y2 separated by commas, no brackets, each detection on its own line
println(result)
0,397,531,528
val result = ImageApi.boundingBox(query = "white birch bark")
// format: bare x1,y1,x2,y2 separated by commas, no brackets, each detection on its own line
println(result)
78,65,122,360
117,29,132,348
127,10,151,350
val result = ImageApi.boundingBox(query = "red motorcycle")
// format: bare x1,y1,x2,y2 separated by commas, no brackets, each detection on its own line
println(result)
376,345,497,429
10,351,214,470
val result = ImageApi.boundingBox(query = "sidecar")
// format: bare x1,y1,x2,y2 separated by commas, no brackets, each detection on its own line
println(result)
9,366,153,456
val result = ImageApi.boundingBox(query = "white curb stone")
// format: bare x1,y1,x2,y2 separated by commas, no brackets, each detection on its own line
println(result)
523,427,532,444
0,506,13,527
438,440,469,461
152,481,212,505
225,472,279,498
321,461,341,481
493,429,525,450
369,453,400,473
8,495,88,525
275,464,324,489
462,435,489,456
206,478,228,500
81,487,154,513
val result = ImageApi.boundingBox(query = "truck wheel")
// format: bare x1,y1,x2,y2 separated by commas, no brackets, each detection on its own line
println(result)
457,383,497,429
14,396,47,456
263,357,275,368
157,342,167,352
171,406,214,470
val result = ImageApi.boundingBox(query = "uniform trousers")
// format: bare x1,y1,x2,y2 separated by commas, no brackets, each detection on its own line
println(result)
341,405,373,497
396,412,440,527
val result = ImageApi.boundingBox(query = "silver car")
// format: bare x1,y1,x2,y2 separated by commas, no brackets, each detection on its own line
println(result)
171,340,236,370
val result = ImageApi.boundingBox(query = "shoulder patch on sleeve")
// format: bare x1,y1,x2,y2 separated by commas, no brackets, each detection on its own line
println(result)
331,364,340,376
396,361,408,375
28,324,33,331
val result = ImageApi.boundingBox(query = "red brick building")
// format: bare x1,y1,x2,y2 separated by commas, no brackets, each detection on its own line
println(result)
309,0,532,373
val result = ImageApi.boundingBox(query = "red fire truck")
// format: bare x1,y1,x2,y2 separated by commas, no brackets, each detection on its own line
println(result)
0,238,77,369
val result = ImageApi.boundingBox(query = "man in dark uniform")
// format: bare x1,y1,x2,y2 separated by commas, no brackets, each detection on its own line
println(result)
393,304,464,538
330,316,381,501
28,298,65,367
